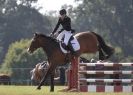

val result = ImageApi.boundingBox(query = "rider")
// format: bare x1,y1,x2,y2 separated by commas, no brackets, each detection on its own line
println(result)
50,9,80,57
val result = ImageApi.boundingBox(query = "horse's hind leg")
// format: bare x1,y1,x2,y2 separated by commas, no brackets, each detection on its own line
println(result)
37,63,57,91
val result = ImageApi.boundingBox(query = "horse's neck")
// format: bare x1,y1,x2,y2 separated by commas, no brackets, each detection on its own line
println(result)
41,37,59,57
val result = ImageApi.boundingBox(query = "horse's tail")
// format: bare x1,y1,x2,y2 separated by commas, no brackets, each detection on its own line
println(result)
91,32,115,60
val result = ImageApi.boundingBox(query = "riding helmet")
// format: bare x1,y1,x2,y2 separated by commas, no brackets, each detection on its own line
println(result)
59,9,67,15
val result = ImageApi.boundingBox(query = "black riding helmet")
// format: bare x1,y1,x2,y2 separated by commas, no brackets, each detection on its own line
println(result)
59,9,67,15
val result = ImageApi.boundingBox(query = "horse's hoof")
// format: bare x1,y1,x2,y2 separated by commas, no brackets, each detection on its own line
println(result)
37,87,41,90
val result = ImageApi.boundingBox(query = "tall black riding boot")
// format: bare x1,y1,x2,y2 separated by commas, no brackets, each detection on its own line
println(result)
67,42,79,57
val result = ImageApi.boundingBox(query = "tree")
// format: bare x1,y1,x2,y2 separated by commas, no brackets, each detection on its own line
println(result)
70,0,133,60
0,0,52,64
0,39,47,81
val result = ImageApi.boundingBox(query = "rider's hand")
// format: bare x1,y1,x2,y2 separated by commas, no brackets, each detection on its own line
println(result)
50,33,54,37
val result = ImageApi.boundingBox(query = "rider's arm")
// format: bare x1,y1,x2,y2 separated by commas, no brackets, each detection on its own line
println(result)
52,18,61,34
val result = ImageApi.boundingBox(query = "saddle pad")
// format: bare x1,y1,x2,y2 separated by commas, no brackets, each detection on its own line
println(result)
59,37,80,54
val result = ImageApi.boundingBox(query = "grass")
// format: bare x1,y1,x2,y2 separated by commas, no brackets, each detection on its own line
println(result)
0,86,133,95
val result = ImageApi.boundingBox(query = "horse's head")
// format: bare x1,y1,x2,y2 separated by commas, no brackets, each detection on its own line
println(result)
27,33,41,53
30,61,49,82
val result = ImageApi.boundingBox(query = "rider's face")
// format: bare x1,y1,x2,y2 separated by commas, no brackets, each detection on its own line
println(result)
60,14,66,20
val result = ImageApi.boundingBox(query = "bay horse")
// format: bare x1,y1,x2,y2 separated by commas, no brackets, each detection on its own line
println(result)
27,31,114,92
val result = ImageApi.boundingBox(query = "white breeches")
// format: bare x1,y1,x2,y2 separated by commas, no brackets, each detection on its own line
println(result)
57,30,80,51
57,30,72,45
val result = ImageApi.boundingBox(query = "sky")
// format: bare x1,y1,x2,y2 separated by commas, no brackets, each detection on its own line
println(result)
35,0,77,14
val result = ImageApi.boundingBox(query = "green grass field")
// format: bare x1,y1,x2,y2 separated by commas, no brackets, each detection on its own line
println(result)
0,86,133,95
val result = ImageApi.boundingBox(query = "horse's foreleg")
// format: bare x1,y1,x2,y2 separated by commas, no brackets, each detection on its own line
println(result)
37,64,56,90
50,71,55,92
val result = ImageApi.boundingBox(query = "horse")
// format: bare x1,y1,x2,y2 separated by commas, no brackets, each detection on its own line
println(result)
0,74,11,85
27,31,114,92
30,61,60,84
30,61,50,82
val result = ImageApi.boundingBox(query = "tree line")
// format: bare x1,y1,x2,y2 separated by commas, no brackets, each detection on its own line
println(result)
0,0,133,76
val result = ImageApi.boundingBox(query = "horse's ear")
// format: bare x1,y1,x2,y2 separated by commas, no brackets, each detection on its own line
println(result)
34,32,38,37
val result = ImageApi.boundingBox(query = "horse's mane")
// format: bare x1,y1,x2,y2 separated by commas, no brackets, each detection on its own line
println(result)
36,33,59,50
37,33,57,42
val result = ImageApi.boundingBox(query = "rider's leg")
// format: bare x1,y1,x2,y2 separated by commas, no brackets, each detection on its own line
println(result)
58,30,80,57
63,31,72,45
57,31,65,41
68,36,80,57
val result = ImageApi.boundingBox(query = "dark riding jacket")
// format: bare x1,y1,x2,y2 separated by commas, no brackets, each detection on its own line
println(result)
52,16,71,34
